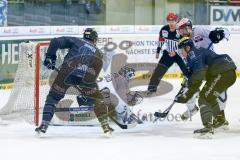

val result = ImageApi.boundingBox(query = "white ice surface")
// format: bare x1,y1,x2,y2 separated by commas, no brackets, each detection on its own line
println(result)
0,79,240,160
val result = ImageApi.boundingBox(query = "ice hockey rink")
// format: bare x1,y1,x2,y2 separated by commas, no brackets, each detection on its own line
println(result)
0,79,239,160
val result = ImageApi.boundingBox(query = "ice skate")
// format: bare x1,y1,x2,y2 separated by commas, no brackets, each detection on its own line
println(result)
194,124,214,139
101,123,114,137
35,124,48,137
213,118,229,132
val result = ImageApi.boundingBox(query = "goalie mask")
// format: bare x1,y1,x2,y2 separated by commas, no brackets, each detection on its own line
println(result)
118,65,135,81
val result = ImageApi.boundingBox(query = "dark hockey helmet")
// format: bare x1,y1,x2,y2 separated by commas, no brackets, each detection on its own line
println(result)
178,37,194,49
166,12,178,21
176,18,192,30
118,65,135,80
83,28,98,42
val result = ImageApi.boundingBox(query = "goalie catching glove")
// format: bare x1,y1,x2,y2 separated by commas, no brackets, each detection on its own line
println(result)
43,54,57,70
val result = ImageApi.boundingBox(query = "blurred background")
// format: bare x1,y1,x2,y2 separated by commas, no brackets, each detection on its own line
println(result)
0,0,240,85
2,0,240,26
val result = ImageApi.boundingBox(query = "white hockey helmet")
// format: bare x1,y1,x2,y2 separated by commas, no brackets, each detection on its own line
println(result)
176,18,192,30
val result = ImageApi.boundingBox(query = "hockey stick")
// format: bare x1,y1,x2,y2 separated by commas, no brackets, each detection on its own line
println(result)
153,101,175,122
109,116,128,129
109,115,138,129
153,82,189,122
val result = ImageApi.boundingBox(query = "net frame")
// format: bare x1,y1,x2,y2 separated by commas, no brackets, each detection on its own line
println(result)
0,42,98,126
35,42,49,126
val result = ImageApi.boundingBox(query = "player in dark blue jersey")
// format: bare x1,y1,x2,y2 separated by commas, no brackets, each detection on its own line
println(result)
35,28,114,136
147,12,189,95
175,37,236,137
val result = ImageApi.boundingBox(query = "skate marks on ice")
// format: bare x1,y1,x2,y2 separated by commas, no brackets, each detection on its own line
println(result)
0,119,240,141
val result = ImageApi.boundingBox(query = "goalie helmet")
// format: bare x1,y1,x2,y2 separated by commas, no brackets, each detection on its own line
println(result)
83,28,98,42
118,65,135,81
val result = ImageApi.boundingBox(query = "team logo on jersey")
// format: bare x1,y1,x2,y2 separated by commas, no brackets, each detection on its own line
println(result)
162,30,168,38
193,35,203,43
176,31,180,39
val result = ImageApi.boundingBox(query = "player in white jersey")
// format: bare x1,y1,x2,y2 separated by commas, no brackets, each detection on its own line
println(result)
77,65,143,129
176,18,230,129
176,18,230,51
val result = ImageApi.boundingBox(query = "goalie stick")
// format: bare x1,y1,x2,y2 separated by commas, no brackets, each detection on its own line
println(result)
109,116,137,129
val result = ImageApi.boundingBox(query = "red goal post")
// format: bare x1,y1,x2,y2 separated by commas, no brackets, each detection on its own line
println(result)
35,42,49,126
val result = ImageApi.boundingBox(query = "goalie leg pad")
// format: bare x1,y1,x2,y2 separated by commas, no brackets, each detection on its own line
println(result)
126,91,143,106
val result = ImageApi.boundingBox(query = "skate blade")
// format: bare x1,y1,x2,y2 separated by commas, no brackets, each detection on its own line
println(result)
102,131,113,138
214,125,229,133
193,132,214,139
127,122,138,129
35,131,46,138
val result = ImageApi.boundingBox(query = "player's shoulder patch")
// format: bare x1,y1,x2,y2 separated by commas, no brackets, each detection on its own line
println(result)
176,32,181,39
162,30,168,38
193,35,203,43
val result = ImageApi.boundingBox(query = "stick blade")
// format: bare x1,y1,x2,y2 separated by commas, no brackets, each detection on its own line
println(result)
154,111,168,118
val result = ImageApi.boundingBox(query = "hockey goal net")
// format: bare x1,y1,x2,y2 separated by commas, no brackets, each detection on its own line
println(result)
0,42,98,126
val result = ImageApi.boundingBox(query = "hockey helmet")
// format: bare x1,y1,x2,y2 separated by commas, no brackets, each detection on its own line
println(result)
178,37,194,49
83,28,98,42
176,18,192,30
166,12,178,21
118,65,135,80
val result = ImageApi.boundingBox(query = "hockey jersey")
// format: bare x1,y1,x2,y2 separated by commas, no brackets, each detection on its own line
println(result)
185,46,236,99
157,25,181,54
190,26,214,50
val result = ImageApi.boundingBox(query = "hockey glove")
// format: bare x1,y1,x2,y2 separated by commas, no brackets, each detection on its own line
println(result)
209,28,224,44
174,93,188,104
43,54,57,70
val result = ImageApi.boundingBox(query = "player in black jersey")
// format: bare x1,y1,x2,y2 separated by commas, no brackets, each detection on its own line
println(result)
147,12,189,95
